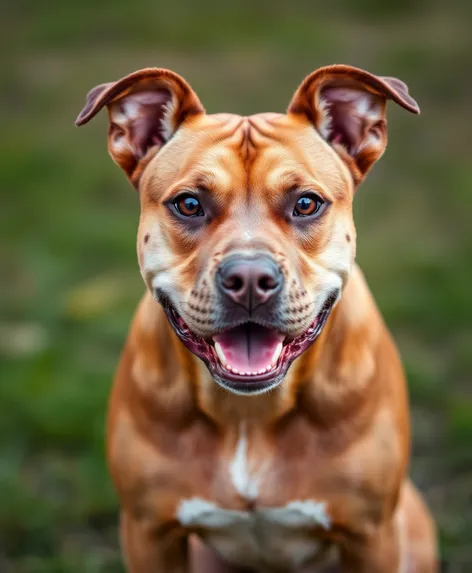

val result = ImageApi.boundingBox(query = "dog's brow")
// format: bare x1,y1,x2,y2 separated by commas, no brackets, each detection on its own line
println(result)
283,180,328,196
160,163,238,202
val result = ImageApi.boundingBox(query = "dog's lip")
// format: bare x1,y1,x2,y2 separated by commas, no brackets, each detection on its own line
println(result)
159,291,337,392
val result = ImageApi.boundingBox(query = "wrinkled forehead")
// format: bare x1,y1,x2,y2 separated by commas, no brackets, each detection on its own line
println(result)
140,112,353,201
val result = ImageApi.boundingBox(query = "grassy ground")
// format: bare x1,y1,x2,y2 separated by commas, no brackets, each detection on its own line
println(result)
1,0,471,571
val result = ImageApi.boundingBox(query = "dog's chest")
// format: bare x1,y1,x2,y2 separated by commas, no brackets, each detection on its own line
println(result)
178,497,336,571
176,424,338,571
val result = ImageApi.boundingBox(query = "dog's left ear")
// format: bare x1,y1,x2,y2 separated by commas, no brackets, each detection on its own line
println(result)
75,68,205,185
288,65,420,184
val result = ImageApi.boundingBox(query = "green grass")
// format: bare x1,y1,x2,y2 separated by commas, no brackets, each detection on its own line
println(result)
1,0,471,570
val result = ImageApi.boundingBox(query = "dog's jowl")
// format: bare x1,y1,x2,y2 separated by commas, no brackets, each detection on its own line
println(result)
76,65,438,572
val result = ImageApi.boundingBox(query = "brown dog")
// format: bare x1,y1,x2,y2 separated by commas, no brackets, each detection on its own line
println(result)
76,65,438,572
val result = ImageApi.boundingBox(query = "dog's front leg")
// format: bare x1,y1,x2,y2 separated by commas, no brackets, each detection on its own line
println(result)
340,519,403,573
120,511,189,573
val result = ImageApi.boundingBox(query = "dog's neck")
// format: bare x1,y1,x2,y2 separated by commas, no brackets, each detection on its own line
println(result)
129,264,382,431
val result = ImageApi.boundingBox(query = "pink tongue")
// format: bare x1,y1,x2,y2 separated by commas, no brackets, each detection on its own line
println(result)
213,324,285,371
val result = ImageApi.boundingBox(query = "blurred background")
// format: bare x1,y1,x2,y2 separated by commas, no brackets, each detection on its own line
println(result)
1,0,471,571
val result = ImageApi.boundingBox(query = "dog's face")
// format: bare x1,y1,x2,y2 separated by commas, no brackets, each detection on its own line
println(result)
77,66,418,394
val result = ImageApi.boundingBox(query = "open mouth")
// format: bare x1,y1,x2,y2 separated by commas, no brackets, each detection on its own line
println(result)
159,294,337,394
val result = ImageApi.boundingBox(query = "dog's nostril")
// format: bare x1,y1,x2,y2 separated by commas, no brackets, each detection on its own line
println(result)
258,274,279,292
222,274,245,293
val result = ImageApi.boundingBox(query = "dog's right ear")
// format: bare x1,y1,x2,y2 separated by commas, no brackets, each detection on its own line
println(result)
75,68,205,186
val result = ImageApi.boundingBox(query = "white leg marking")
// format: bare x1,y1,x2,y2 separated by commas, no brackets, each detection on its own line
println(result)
176,497,249,528
175,496,334,570
264,500,331,530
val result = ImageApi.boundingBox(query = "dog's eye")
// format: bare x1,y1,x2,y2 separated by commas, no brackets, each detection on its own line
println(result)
174,195,204,217
293,194,324,217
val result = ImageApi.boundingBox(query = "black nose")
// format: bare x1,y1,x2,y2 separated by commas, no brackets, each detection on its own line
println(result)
217,255,284,311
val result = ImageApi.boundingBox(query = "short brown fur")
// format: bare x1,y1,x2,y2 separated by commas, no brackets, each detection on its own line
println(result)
77,65,437,573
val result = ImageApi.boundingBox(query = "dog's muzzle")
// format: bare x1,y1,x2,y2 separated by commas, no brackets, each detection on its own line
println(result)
157,251,338,395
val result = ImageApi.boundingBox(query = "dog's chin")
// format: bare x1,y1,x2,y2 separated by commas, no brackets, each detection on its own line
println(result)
158,294,337,395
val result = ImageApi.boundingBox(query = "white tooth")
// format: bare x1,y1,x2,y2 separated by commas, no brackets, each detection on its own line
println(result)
214,342,227,366
232,368,240,374
270,342,283,366
251,372,257,376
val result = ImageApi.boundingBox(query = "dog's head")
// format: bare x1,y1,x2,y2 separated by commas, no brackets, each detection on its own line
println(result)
76,65,419,395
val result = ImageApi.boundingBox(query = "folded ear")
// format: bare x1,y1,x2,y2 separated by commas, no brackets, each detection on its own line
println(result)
288,65,419,184
76,68,205,185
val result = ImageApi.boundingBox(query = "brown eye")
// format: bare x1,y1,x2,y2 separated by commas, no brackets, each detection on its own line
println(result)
174,195,204,217
293,194,324,217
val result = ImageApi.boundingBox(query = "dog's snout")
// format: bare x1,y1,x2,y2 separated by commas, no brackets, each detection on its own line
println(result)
217,255,283,311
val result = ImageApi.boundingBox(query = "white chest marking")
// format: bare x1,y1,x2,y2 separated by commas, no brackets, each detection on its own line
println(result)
229,423,260,500
176,497,334,570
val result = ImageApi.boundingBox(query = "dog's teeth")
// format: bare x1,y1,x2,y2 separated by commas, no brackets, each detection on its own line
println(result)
232,368,240,374
251,371,257,376
270,342,283,366
214,342,227,366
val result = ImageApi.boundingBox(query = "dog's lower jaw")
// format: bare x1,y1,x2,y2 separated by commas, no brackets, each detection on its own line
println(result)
212,370,287,396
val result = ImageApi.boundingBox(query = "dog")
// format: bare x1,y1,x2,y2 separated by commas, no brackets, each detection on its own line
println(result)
76,64,438,572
